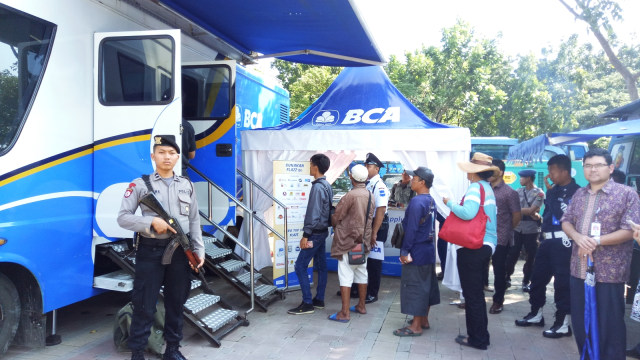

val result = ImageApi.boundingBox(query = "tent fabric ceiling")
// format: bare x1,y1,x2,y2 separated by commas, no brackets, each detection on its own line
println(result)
160,0,385,66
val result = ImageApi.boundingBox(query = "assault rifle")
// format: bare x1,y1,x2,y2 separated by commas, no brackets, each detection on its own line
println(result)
139,193,213,294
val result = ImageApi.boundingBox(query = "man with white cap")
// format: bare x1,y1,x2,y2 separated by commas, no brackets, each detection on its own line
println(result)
329,164,375,322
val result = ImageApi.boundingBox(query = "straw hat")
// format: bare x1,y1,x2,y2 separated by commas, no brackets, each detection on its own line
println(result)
457,152,500,177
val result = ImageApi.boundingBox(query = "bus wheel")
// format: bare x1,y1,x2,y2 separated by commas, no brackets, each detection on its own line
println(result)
0,273,20,354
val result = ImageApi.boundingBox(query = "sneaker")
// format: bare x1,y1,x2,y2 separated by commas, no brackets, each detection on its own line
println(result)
505,280,512,289
312,298,325,309
287,301,315,315
522,283,530,292
515,309,544,327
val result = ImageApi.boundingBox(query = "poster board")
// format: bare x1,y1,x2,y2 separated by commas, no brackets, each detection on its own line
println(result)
271,160,314,288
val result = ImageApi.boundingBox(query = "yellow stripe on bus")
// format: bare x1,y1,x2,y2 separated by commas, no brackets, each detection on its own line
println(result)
196,111,236,148
0,134,151,187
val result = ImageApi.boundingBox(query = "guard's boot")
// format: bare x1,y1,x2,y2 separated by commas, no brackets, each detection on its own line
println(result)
163,342,187,360
131,350,145,360
515,308,545,327
543,313,572,338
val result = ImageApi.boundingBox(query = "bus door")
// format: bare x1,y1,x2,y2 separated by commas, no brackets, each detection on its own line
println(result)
92,30,182,240
182,61,237,227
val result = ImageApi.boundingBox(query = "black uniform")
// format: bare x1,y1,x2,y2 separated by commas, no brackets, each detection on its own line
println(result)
527,178,580,315
117,171,203,353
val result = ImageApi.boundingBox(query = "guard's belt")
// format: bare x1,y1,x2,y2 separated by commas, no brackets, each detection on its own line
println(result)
138,234,191,247
544,231,567,241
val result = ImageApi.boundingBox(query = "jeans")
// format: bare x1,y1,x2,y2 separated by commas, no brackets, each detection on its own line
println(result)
294,231,328,304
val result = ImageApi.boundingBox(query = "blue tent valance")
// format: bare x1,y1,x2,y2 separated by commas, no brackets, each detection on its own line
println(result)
160,0,385,67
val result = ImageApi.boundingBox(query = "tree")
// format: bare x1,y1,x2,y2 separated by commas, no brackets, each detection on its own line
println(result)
271,59,341,93
557,0,640,100
288,67,339,120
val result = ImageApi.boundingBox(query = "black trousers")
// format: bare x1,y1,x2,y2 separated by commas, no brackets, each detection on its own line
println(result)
365,216,389,298
457,245,492,348
506,231,538,284
492,244,509,304
129,244,191,351
437,237,448,275
527,237,571,314
570,277,626,360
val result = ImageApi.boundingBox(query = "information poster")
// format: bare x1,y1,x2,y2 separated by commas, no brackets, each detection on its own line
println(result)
272,160,314,289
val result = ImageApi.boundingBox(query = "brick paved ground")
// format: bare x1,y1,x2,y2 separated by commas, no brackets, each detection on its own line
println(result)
5,261,640,359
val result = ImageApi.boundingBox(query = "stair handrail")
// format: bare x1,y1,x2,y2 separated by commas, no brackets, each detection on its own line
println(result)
188,164,257,314
237,169,290,290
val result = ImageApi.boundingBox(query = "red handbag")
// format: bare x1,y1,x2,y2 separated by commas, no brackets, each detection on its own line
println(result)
438,184,489,249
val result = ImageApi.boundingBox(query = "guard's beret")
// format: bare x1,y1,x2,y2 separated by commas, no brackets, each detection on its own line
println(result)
365,152,384,168
518,169,536,178
153,134,180,154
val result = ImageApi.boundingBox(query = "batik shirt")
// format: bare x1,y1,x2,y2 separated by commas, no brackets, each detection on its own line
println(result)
561,178,640,282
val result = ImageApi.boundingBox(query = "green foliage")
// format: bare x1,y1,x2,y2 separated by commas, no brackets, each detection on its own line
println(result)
288,67,339,120
277,9,638,142
0,68,19,148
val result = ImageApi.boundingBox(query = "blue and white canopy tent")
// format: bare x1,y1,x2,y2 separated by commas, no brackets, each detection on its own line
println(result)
241,66,470,269
508,99,640,162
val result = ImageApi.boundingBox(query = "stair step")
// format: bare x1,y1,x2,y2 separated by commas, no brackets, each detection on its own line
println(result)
235,272,263,286
204,244,232,259
200,309,238,332
255,284,277,298
219,259,246,272
184,294,221,314
162,280,202,295
93,270,133,292
202,236,217,244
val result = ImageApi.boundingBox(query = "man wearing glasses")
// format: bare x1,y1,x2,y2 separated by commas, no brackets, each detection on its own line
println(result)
562,148,640,359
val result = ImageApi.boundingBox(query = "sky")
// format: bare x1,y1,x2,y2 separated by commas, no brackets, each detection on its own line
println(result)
353,0,640,60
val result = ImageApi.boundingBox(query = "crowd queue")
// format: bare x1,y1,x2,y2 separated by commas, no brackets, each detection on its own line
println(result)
117,134,640,360
289,148,640,359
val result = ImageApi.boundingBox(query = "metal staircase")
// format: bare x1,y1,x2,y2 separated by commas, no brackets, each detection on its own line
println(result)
190,165,289,312
93,164,290,346
96,241,248,347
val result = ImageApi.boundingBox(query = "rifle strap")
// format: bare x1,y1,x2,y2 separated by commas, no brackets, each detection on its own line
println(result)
142,174,154,193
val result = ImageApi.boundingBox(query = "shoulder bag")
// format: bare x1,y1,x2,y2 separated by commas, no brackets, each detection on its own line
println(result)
348,192,372,265
438,184,488,249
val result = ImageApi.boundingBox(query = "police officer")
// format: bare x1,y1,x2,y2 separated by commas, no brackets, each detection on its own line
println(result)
363,152,390,303
118,135,205,360
505,169,544,292
515,155,580,339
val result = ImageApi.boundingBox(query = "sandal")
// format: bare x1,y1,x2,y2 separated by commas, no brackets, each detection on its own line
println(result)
393,327,421,337
349,305,366,314
327,313,349,323
406,318,430,329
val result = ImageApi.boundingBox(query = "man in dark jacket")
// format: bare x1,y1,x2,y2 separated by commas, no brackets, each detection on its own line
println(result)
288,154,333,315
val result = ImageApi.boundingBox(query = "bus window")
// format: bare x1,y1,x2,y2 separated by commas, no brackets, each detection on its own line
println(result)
99,37,174,105
0,4,55,154
182,65,232,120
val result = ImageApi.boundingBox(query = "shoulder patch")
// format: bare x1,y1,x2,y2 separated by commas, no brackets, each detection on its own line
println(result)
379,189,386,197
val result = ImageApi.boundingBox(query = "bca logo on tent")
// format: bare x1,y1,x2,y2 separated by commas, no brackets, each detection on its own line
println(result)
312,107,400,126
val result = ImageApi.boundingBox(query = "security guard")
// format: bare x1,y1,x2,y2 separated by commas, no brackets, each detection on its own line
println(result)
505,169,544,292
515,155,580,339
363,152,390,303
118,135,205,360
